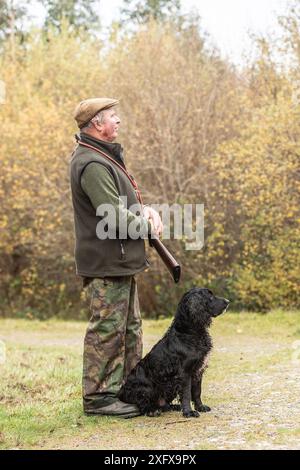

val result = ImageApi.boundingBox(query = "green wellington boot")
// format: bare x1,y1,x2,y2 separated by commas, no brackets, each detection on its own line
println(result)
84,399,141,419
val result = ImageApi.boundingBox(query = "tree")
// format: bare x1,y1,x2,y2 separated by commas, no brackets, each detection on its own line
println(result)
0,0,29,44
1,7,299,318
120,0,181,25
0,23,105,318
278,0,300,65
42,0,100,33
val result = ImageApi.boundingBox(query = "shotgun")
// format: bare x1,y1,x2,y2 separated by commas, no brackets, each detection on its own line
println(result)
148,236,181,283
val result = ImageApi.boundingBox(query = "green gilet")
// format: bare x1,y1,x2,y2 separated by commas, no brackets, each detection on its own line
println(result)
70,141,149,278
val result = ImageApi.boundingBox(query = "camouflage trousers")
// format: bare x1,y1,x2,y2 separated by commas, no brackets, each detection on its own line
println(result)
82,276,142,412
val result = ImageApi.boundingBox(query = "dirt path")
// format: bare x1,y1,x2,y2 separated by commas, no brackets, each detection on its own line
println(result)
1,316,299,450
47,337,300,450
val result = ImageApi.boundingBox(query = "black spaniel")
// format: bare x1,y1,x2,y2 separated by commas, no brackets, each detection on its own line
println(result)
118,288,229,418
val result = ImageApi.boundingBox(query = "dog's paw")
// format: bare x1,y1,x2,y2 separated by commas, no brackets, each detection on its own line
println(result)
147,410,161,417
195,404,211,413
183,410,200,418
160,403,182,413
169,404,181,412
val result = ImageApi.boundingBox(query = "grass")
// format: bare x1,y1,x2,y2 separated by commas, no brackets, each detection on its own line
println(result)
0,310,300,450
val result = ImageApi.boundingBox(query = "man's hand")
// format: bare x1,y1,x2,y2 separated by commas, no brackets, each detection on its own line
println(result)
143,206,163,237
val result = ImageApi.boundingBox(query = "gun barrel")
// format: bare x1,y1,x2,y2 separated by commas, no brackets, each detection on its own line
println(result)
149,237,181,283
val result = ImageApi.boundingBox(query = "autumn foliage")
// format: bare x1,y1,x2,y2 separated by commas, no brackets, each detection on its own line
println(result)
0,15,299,318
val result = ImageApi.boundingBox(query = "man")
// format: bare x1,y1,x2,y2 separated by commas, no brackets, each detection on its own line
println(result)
70,98,163,418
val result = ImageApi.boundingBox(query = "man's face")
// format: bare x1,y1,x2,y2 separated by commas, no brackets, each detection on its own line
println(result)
98,108,120,142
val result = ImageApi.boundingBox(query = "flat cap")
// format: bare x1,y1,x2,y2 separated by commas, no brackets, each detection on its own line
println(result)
74,97,119,129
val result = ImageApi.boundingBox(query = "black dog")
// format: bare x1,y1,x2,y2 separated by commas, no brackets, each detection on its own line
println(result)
118,288,229,418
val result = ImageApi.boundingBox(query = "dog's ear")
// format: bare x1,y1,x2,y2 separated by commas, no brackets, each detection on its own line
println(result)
186,292,214,328
186,295,204,314
175,289,212,331
186,295,207,323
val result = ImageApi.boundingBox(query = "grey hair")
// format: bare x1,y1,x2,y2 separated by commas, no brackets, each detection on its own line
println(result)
81,110,106,130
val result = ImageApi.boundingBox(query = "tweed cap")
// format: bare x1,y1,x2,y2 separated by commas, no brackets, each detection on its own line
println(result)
74,97,119,129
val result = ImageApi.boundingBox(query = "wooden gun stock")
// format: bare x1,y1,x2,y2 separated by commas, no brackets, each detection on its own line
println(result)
149,236,181,283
